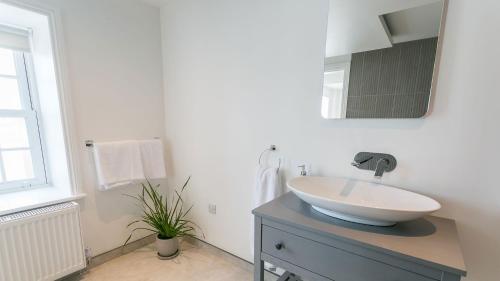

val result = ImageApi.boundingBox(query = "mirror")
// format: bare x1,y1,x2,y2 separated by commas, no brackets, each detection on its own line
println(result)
322,0,446,119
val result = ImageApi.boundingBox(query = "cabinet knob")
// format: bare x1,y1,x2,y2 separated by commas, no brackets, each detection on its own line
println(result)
275,243,283,250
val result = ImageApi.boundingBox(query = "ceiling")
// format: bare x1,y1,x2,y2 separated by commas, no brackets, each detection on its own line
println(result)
325,0,444,58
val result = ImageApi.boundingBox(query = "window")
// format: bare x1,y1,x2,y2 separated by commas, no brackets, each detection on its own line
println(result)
0,46,47,191
0,2,81,214
322,59,350,119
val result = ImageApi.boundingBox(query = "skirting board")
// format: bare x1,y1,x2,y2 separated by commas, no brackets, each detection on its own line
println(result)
59,235,279,281
88,234,157,268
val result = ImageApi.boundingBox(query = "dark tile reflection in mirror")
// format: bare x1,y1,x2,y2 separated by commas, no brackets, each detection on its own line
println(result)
346,38,437,118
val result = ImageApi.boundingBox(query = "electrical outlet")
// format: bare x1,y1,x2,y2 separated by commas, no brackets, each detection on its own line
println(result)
208,204,217,214
84,248,93,265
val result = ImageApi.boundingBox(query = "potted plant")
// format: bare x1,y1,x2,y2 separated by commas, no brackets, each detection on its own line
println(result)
124,177,201,259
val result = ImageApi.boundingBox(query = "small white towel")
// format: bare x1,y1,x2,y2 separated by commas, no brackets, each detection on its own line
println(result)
253,165,283,207
93,140,144,190
251,164,283,273
138,139,167,179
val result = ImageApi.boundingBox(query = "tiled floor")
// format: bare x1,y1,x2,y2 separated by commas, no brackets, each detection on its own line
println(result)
68,240,277,281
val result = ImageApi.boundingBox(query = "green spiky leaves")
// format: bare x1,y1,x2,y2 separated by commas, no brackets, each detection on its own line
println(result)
123,177,203,247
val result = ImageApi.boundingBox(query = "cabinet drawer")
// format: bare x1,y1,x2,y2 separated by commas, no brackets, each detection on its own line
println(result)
262,226,435,281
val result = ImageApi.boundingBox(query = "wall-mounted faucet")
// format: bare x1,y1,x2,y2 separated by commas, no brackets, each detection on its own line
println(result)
351,152,396,178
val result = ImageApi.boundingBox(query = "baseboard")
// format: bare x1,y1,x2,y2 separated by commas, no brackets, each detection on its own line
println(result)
88,234,157,269
61,235,278,280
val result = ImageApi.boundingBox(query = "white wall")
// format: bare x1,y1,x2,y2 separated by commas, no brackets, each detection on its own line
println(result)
15,0,165,255
161,1,500,280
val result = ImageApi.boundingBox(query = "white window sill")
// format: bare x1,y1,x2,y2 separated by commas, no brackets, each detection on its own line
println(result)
0,187,86,216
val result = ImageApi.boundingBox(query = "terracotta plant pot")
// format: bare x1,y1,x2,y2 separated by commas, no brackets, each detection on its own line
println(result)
156,235,179,258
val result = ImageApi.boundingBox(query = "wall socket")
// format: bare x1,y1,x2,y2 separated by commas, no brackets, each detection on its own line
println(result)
208,204,217,214
84,248,93,265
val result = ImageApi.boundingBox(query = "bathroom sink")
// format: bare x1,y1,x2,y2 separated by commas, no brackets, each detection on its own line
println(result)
287,176,441,226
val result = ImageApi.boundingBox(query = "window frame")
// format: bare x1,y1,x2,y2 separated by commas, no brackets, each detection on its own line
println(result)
0,48,48,192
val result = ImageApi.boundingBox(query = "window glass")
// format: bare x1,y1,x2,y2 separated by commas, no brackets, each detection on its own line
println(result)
322,69,347,119
0,77,22,110
0,117,30,149
2,150,34,181
0,47,46,189
0,48,16,76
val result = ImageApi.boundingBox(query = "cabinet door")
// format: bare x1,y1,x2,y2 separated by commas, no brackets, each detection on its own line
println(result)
262,226,436,281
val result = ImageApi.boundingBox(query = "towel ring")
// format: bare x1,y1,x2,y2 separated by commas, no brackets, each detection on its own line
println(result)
258,145,281,172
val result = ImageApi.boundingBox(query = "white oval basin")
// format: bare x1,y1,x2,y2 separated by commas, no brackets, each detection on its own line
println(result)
287,176,441,226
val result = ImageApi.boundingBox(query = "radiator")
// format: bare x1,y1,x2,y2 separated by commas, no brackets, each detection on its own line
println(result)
0,202,86,281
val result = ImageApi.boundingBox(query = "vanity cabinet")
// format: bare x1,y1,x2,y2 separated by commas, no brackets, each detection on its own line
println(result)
253,193,466,281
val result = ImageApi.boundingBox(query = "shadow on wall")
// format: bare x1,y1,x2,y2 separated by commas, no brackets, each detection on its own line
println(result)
163,139,176,178
320,117,426,131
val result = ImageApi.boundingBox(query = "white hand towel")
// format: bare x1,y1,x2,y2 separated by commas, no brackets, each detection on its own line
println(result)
253,165,283,207
138,139,166,179
251,164,283,273
93,140,144,190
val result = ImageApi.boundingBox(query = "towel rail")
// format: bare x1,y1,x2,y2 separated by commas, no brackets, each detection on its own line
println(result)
85,138,160,148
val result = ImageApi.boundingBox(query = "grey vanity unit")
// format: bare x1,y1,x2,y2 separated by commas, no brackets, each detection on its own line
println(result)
253,193,466,281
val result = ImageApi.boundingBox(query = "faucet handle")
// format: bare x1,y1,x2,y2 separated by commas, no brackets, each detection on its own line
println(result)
351,156,373,167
